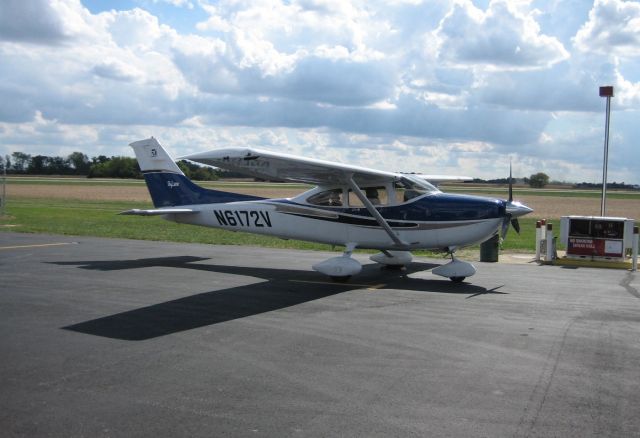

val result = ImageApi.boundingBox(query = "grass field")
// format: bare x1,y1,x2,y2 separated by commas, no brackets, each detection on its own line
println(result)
2,177,638,255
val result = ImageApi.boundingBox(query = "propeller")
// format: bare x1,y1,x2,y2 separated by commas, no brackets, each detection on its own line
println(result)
501,162,532,239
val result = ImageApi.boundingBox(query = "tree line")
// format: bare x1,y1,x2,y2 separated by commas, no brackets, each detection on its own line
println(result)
0,151,223,181
471,172,638,190
471,172,550,188
4,153,636,189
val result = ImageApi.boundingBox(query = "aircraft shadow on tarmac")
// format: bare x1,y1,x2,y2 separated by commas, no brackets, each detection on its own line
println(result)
53,256,506,341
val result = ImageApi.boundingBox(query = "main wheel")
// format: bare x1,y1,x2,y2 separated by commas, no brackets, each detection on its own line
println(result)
450,276,465,283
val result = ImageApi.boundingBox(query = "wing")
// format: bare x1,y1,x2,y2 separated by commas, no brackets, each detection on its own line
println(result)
413,174,473,185
180,148,400,186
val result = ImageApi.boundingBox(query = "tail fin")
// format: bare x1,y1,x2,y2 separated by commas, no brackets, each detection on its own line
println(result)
130,137,185,175
130,137,263,207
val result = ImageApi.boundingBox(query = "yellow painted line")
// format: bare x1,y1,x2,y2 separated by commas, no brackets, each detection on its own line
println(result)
289,279,386,290
0,242,76,251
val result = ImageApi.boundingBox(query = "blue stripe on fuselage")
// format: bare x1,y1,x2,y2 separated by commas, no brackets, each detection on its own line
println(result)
380,193,505,222
273,193,506,222
143,172,264,207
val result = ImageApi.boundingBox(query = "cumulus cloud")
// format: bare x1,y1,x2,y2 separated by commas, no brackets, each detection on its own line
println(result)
574,0,640,57
435,0,569,70
0,0,639,183
476,63,602,112
0,0,67,44
92,59,144,82
0,0,100,45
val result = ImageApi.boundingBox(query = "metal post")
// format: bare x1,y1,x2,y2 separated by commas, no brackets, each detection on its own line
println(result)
1,155,6,217
545,223,554,263
633,226,639,272
535,220,542,262
599,86,614,216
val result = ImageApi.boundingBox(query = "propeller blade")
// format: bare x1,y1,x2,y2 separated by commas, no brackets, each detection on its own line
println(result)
511,218,520,234
501,216,511,240
502,161,531,240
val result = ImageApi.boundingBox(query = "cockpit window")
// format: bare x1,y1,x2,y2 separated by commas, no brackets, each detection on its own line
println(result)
394,176,438,202
348,186,388,207
307,189,343,207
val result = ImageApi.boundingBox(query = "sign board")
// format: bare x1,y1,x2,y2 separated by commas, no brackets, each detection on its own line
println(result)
599,86,614,97
567,238,624,258
561,216,636,261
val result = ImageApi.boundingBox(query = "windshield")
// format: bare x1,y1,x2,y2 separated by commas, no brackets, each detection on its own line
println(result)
394,176,439,202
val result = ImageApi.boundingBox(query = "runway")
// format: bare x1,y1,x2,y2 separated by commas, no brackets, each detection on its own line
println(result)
1,232,639,437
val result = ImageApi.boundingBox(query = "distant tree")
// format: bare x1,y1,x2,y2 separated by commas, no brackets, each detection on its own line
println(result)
88,156,141,179
92,155,110,165
192,166,218,181
177,160,219,181
11,152,31,173
0,155,8,172
44,156,71,174
529,172,550,188
27,155,47,174
68,152,91,175
177,161,193,178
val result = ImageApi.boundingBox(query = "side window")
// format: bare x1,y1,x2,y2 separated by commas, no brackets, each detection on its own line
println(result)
394,178,433,203
307,189,343,207
348,187,388,207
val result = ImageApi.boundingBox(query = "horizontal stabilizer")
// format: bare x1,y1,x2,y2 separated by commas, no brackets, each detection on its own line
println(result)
119,208,198,216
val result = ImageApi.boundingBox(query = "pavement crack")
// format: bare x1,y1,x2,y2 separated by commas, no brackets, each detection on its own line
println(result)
514,317,576,438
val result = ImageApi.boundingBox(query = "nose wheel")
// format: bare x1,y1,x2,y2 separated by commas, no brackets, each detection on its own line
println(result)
432,249,476,282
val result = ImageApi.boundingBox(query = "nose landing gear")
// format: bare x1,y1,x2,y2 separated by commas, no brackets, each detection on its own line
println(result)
432,248,476,283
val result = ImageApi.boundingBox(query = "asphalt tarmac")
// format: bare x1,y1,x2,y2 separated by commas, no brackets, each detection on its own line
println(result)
1,232,639,437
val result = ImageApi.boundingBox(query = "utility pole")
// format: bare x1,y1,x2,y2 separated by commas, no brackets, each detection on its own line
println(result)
599,85,614,217
1,155,6,217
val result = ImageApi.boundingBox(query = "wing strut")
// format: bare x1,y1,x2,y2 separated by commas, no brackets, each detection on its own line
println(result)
346,176,408,248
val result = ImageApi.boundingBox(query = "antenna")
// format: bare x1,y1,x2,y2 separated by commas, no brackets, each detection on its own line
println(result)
508,159,513,203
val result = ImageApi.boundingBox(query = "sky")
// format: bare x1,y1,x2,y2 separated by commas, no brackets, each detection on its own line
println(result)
0,0,639,183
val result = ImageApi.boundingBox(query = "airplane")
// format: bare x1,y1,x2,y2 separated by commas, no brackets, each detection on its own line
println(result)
122,137,533,283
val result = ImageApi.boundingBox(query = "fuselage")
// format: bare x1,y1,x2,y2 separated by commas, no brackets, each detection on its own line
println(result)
167,189,506,251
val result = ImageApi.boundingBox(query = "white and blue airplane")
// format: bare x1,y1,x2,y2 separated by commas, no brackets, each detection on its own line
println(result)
123,137,532,283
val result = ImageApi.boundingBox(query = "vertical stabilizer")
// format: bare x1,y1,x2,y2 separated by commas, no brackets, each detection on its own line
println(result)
129,137,184,175
129,137,263,208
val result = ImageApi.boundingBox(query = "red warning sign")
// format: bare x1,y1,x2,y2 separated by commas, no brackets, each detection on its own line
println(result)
567,238,623,257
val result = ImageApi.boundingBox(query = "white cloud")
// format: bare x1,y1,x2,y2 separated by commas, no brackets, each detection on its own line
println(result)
92,58,144,82
103,8,171,50
574,0,640,58
0,0,638,183
0,0,100,44
435,0,569,70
